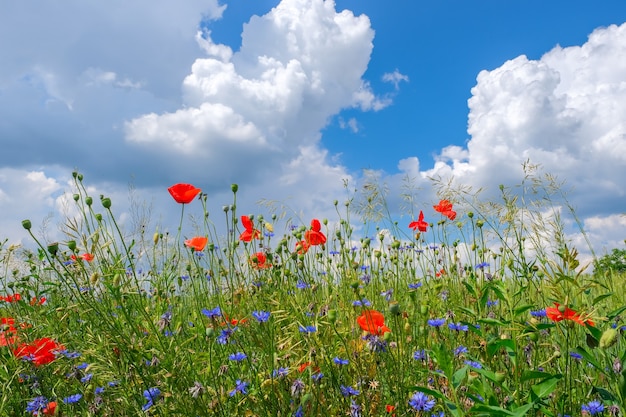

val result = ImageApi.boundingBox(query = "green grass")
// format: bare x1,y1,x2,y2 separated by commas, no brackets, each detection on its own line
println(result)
1,171,625,416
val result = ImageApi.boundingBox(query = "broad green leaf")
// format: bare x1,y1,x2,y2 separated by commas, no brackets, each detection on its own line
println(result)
513,304,535,316
521,370,556,382
530,376,561,398
510,403,536,417
592,292,613,305
574,346,606,374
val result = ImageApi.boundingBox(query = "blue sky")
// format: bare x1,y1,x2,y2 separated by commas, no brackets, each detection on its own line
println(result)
0,0,625,263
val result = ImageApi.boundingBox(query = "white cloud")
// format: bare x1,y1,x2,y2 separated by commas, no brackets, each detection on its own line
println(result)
382,69,409,90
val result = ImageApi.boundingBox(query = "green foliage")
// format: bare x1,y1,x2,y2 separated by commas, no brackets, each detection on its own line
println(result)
0,171,624,416
595,247,626,274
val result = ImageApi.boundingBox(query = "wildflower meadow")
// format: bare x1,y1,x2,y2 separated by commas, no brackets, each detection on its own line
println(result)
1,168,625,416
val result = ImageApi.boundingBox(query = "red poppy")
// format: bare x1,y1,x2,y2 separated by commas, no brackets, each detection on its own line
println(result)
239,215,261,242
0,317,18,347
30,296,46,306
220,316,248,327
356,310,391,336
295,240,310,255
435,269,445,277
409,210,428,233
546,303,594,326
433,199,457,221
249,252,271,269
42,401,57,415
304,219,326,246
184,236,208,252
13,337,64,366
168,183,201,204
0,293,21,303
70,253,94,263
298,361,321,373
385,404,396,414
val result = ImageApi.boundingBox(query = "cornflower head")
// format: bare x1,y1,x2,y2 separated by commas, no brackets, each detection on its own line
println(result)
291,379,305,397
408,391,435,412
380,288,393,301
217,327,236,345
413,349,427,361
464,360,483,369
350,399,363,417
298,325,317,334
581,400,604,415
333,357,349,365
454,345,468,357
352,299,371,307
63,393,83,404
272,367,289,378
229,380,249,397
201,306,222,320
228,352,247,362
448,322,468,332
340,385,360,397
252,310,271,323
427,318,446,328
408,282,422,290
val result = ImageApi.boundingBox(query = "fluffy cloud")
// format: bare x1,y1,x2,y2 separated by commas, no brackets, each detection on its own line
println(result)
125,0,381,190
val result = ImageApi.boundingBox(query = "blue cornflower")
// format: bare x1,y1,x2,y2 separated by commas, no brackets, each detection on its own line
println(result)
352,299,371,307
217,327,236,344
298,325,317,334
363,334,388,352
63,393,83,404
448,322,469,332
252,310,271,323
272,367,289,378
464,360,483,369
81,373,93,383
408,391,435,411
294,405,304,417
333,357,349,365
141,388,160,411
60,350,81,359
486,299,499,308
95,386,105,395
350,399,362,417
340,385,360,397
201,306,222,319
228,352,247,362
26,396,49,414
229,380,249,397
360,274,371,284
570,352,583,361
581,400,604,415
408,282,423,289
76,362,89,370
296,280,310,289
530,309,547,318
311,372,324,382
427,318,446,328
454,345,468,357
380,288,393,301
413,349,426,361
475,262,490,269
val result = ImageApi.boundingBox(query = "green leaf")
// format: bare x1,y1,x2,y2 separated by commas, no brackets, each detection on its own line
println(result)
592,292,613,305
592,386,618,402
513,304,535,316
510,403,536,417
530,376,561,398
452,366,468,389
411,386,447,402
470,404,514,416
574,346,606,374
478,317,507,326
521,370,556,382
607,305,626,321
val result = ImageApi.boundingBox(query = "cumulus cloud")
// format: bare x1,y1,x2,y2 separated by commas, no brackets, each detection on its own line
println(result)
125,0,384,190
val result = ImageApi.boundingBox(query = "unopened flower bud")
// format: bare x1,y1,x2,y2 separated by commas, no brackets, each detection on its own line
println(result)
47,243,59,256
90,272,100,285
67,240,77,252
600,328,619,349
153,233,159,245
389,302,401,316
85,196,93,206
73,194,80,201
21,219,32,230
231,183,238,193
101,197,111,209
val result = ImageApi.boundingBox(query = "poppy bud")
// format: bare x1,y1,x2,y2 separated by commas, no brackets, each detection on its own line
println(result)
72,171,78,178
90,272,100,285
231,183,238,193
476,219,484,228
391,240,401,250
350,281,360,290
389,302,401,316
333,200,338,206
322,218,328,225
153,233,159,245
328,310,337,323
95,214,103,222
222,205,229,213
78,174,83,181
113,274,121,286
47,243,59,256
73,194,80,201
85,196,93,206
600,328,619,349
494,371,506,383
67,240,77,252
558,304,567,313
22,219,32,230
101,197,111,209
467,211,474,218
205,327,215,337
420,304,428,315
